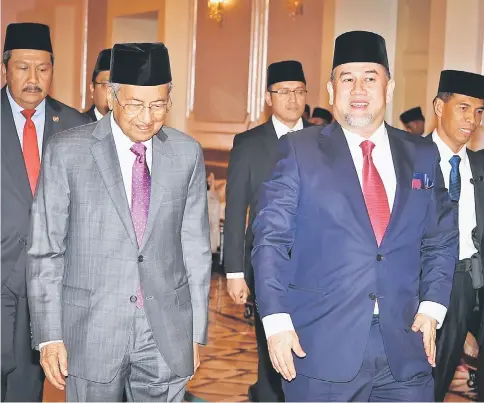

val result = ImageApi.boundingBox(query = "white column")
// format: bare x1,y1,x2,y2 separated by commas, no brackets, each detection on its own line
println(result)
332,0,399,123
443,0,483,74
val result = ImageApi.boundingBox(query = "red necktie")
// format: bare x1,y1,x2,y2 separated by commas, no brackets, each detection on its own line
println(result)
21,109,40,195
360,140,390,246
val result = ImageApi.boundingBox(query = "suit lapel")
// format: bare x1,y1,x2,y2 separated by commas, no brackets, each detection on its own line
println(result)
0,87,32,202
90,115,138,249
468,149,484,245
319,123,376,245
260,119,279,163
139,129,172,251
381,125,414,246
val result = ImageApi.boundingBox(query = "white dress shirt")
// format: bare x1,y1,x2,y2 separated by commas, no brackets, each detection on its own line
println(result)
226,116,304,280
94,107,104,121
432,130,477,260
262,123,447,339
39,114,153,350
6,86,46,158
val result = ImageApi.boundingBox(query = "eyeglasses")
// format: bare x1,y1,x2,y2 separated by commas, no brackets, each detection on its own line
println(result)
113,91,171,119
268,89,307,99
93,81,109,88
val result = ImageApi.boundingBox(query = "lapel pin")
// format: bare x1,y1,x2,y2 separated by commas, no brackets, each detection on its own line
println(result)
52,116,59,122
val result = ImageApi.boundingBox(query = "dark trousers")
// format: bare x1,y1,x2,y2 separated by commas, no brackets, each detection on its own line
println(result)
433,271,479,401
252,301,284,401
283,316,434,402
1,287,44,402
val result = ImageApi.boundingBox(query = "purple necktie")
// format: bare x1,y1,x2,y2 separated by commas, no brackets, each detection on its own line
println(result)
130,143,151,308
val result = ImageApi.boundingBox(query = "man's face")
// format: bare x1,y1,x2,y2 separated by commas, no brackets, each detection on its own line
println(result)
2,49,53,109
265,81,306,126
404,119,425,135
107,83,170,143
328,62,394,135
435,93,484,150
89,70,110,115
309,117,330,126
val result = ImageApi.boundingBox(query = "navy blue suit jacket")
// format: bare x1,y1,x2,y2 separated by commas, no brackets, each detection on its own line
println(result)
251,122,458,383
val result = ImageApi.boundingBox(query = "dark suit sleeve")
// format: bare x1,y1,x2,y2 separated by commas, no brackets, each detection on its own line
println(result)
223,135,251,274
251,135,300,318
420,146,458,308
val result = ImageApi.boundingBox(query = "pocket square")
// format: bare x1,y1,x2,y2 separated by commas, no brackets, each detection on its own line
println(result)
412,172,434,190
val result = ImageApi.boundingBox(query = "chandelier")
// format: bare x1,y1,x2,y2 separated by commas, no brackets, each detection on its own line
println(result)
208,0,225,25
287,0,303,18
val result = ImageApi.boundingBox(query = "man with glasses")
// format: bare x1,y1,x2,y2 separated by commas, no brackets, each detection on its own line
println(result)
27,42,211,402
224,60,310,402
84,48,111,122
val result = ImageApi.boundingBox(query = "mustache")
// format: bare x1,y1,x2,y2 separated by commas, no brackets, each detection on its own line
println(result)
23,86,42,93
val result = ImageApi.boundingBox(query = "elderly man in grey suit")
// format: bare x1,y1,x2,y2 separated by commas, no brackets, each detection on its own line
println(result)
27,42,211,402
1,22,90,402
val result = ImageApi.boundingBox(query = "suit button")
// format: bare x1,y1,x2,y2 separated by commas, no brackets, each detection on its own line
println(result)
130,295,137,303
19,238,27,246
376,254,383,261
28,209,31,215
368,293,376,300
138,255,144,262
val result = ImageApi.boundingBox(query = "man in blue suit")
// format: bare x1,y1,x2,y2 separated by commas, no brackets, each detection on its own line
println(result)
251,30,459,402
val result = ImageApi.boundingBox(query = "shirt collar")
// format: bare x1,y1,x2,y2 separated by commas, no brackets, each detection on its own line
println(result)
432,129,468,166
271,115,303,138
94,107,104,121
109,113,152,151
341,122,387,148
6,85,46,117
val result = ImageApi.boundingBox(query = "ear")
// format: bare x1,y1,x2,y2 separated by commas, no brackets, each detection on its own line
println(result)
89,83,95,100
327,81,334,106
265,91,272,107
385,79,396,104
106,88,114,111
434,98,444,118
1,63,7,81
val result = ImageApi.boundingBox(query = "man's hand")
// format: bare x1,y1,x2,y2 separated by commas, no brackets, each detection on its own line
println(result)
227,278,250,304
412,313,437,367
40,342,68,390
267,330,306,381
191,343,200,380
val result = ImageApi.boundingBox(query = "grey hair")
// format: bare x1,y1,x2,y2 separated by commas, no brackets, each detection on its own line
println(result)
108,82,174,95
434,92,453,103
330,67,391,82
2,50,54,70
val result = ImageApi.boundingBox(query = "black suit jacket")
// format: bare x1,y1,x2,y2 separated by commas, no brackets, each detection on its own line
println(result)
83,104,97,122
1,86,90,375
224,117,311,291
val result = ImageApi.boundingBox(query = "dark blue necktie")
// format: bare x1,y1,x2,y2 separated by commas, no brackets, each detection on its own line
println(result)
448,155,461,202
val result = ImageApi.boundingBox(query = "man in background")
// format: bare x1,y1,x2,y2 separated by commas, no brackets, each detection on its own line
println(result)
429,70,484,402
84,48,112,122
1,22,89,402
400,106,425,136
224,60,310,402
303,104,310,120
309,106,333,126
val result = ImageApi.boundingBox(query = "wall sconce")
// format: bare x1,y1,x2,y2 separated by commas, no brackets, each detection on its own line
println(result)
287,0,303,18
208,0,225,26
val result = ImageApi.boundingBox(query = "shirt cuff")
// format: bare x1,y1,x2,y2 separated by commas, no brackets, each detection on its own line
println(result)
418,301,447,329
262,313,294,339
39,340,63,351
226,272,244,279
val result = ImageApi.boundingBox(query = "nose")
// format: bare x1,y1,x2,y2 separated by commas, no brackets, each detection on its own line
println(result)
137,106,153,125
350,79,366,95
27,66,39,84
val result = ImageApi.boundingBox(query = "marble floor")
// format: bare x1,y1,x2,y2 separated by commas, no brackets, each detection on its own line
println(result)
42,273,477,402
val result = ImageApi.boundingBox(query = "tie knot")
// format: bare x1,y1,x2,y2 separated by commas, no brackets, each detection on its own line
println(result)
449,155,461,168
21,109,36,120
360,140,375,157
130,143,147,157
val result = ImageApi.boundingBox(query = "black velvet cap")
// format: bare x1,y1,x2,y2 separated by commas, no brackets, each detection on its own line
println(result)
110,43,172,86
400,107,424,124
92,48,112,82
437,70,484,100
312,107,333,122
3,23,53,53
267,60,306,89
333,31,389,71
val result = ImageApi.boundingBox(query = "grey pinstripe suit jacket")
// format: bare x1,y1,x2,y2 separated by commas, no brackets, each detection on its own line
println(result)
27,114,211,382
